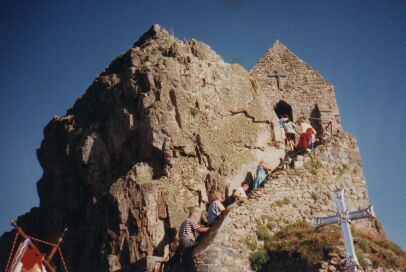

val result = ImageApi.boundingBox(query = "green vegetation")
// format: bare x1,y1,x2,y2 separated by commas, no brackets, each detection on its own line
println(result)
260,215,274,230
306,158,322,170
256,216,274,241
334,165,347,176
357,249,366,267
256,222,272,241
358,237,370,252
249,249,269,271
249,221,406,271
309,191,319,202
273,197,290,207
304,158,330,182
244,237,259,251
190,107,199,117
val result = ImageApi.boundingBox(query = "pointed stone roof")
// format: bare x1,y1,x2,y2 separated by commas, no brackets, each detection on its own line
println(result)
250,40,342,131
251,40,327,85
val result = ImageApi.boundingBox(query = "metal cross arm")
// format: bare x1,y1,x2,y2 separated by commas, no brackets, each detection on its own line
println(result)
312,189,376,272
314,205,375,229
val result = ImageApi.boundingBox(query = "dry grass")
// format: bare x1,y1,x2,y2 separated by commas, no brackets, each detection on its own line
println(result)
353,230,406,269
309,191,319,202
273,197,290,207
250,221,406,271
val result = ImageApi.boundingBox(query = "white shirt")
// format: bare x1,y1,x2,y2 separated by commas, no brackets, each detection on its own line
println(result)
296,122,316,134
284,121,296,134
237,187,247,198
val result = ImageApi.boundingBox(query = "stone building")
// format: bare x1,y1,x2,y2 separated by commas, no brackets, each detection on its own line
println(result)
251,41,342,136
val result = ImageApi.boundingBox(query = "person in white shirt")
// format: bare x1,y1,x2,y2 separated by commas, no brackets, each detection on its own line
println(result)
237,182,249,198
295,117,317,152
281,114,296,151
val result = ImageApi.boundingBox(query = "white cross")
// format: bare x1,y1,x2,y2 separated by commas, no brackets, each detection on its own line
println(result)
313,189,376,272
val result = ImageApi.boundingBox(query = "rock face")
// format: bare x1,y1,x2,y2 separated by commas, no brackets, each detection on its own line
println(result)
0,25,286,271
193,133,376,271
0,25,398,272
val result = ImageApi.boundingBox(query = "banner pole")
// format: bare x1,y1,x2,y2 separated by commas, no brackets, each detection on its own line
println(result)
11,221,56,272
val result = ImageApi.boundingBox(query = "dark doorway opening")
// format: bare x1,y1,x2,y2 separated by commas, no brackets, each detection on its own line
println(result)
310,105,323,137
274,100,293,121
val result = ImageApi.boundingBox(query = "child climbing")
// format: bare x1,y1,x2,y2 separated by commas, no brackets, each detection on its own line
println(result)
179,207,209,248
253,160,272,188
207,191,226,225
281,114,296,151
237,181,250,198
223,189,240,207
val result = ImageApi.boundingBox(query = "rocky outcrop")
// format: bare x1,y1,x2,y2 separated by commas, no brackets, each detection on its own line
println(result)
1,24,402,272
193,133,377,271
0,25,285,271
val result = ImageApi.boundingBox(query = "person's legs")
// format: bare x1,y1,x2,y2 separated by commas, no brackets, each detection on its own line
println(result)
178,239,198,270
181,238,195,248
288,137,294,151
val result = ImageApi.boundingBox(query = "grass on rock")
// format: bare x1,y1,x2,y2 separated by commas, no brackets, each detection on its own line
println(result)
250,221,406,271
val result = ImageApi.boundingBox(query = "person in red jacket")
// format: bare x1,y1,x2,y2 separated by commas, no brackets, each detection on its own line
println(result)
296,117,316,151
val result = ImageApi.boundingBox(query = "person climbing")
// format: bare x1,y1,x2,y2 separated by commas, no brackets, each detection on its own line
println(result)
279,114,289,127
237,181,250,198
296,117,317,152
179,207,209,249
207,191,226,225
282,114,296,152
223,189,241,207
253,160,272,188
278,115,288,140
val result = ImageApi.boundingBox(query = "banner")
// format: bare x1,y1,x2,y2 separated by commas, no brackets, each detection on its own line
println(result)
9,239,47,272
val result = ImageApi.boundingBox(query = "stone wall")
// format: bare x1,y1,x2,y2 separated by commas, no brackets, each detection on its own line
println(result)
250,41,342,135
193,133,378,272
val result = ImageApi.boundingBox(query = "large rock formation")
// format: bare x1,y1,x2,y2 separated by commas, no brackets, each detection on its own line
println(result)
193,133,376,271
1,25,403,272
0,25,286,271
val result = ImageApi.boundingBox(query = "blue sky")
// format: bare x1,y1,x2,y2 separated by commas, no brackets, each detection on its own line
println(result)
0,0,405,249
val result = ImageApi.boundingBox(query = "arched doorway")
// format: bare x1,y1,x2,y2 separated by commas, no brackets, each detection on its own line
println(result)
310,105,323,137
274,100,293,121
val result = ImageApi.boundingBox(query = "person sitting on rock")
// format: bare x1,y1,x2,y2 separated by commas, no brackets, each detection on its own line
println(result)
207,191,226,225
179,207,209,249
253,160,272,188
237,181,250,198
223,189,241,207
282,114,296,152
295,117,317,152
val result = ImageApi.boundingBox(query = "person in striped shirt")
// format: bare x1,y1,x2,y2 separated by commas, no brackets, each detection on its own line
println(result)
179,207,209,248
